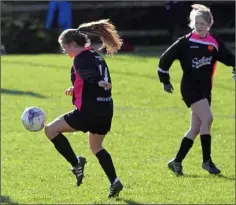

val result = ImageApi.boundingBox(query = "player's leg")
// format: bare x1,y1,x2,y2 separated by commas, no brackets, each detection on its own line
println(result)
45,113,79,166
44,110,87,185
191,98,221,174
168,110,201,175
184,111,202,141
88,132,123,198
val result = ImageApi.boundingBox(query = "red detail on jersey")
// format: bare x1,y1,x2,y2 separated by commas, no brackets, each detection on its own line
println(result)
208,45,214,52
84,46,92,51
71,47,93,110
72,65,84,110
75,46,93,57
211,62,217,87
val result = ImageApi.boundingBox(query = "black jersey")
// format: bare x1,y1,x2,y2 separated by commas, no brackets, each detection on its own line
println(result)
158,31,235,95
71,47,112,113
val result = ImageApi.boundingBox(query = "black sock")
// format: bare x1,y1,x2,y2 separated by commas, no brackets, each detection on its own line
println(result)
200,134,212,162
51,133,78,167
174,137,194,163
96,149,117,184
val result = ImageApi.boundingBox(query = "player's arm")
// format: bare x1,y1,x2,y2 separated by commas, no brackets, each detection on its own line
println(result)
74,54,103,85
157,38,183,85
215,37,235,75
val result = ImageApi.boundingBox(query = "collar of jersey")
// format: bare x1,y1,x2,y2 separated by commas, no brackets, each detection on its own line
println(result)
192,31,209,39
75,46,93,57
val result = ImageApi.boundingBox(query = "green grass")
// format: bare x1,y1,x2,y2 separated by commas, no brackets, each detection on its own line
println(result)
1,54,235,204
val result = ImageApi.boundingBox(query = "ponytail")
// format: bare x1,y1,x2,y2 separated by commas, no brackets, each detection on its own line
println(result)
78,19,123,55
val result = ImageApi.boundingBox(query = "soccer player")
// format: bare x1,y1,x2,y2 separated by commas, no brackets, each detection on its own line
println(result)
157,4,235,176
44,19,123,197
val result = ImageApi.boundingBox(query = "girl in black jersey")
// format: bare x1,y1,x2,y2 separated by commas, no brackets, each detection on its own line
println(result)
44,19,123,198
157,4,235,176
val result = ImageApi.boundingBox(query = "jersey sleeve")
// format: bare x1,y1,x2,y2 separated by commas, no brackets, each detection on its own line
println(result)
157,37,184,84
73,53,103,85
216,37,235,67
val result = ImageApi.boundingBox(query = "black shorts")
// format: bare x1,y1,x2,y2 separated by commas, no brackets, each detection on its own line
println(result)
182,92,211,108
63,109,113,135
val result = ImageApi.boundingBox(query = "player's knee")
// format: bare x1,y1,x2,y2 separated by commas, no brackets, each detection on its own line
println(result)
208,115,213,124
89,145,103,155
44,124,55,139
185,129,199,140
190,128,200,137
203,114,213,126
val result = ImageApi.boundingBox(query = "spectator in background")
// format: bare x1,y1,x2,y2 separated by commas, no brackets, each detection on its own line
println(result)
46,1,72,30
165,1,192,43
1,44,7,55
45,1,72,52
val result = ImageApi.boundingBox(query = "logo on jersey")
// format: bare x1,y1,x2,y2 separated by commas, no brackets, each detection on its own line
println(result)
192,56,213,69
95,55,109,83
208,45,214,52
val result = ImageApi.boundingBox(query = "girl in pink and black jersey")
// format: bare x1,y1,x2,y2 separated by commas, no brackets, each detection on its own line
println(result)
44,19,123,198
157,4,235,176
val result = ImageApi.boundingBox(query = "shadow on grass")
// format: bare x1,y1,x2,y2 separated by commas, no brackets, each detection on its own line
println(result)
3,60,158,81
183,173,235,181
215,174,235,180
1,88,47,98
115,197,143,204
0,195,19,204
3,60,234,91
3,60,234,93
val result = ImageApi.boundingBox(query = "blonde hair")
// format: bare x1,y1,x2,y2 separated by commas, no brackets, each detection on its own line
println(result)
78,19,123,55
189,4,214,29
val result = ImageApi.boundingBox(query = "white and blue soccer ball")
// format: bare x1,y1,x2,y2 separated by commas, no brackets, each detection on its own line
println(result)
21,107,46,132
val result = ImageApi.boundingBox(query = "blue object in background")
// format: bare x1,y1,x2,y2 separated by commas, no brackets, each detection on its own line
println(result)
45,1,72,30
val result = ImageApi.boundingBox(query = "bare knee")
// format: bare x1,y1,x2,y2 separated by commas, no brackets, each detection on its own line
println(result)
88,133,105,155
200,115,213,135
185,128,200,140
89,145,103,155
191,128,200,138
209,115,213,124
44,125,58,140
202,114,213,126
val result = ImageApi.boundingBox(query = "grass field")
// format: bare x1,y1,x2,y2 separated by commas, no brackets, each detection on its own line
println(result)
1,54,235,204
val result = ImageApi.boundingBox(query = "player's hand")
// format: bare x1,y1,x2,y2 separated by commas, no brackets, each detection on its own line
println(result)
64,86,74,96
232,67,235,80
98,80,112,90
163,83,174,93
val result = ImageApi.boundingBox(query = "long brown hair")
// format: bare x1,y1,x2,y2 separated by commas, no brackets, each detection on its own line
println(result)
58,19,123,55
78,19,123,55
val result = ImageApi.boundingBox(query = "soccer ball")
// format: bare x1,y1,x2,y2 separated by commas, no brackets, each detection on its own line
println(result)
21,107,46,132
